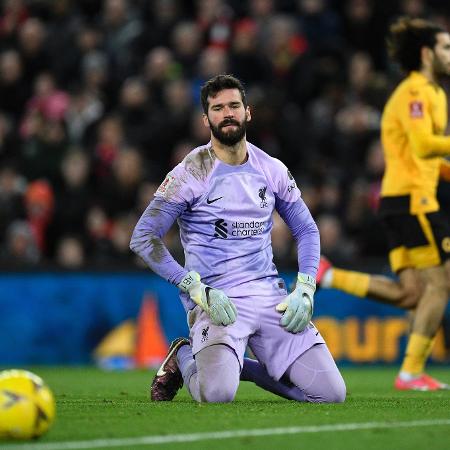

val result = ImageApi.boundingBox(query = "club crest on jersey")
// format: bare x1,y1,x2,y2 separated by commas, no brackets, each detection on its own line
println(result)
201,326,209,342
409,101,423,118
259,186,268,208
157,174,175,194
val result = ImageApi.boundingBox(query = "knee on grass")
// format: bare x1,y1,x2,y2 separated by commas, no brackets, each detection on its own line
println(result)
303,374,347,404
199,382,238,403
195,344,240,403
325,377,346,403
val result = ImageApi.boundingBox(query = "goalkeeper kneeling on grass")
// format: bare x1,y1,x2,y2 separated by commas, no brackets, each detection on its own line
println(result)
130,74,346,403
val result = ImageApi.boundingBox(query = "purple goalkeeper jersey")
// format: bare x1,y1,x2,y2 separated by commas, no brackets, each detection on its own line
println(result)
130,142,320,310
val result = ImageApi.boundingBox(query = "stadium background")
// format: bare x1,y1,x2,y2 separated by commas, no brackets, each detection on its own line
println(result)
0,0,449,366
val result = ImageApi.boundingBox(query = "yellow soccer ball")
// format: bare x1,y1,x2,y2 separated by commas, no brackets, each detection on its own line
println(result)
0,370,56,440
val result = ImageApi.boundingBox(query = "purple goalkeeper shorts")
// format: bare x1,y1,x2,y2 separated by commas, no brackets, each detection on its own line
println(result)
187,278,325,381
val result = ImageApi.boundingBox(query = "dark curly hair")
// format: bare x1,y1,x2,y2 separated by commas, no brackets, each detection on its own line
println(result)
200,74,247,114
387,17,445,72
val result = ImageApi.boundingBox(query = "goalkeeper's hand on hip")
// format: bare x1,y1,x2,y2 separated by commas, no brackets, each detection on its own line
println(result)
178,271,237,326
276,273,315,333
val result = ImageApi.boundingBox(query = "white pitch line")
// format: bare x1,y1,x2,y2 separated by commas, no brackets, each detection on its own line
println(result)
3,419,450,450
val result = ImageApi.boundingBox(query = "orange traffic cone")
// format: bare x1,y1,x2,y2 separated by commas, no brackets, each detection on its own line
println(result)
134,296,169,368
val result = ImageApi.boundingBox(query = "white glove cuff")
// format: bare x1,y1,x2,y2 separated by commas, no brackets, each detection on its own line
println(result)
297,272,316,292
178,271,201,293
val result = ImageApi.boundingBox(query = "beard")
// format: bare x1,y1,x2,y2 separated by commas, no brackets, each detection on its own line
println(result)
209,117,247,146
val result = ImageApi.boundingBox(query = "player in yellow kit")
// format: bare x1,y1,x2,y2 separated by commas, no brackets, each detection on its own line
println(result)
318,17,450,390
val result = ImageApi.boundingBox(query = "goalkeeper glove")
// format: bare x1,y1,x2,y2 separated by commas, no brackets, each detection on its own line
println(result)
178,271,237,326
275,272,315,333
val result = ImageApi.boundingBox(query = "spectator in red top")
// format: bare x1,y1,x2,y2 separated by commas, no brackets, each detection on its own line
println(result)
24,179,54,256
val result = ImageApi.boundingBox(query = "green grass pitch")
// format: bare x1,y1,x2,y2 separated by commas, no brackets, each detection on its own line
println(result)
2,366,450,450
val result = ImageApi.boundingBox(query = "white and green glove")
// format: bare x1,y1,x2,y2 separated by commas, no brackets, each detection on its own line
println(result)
276,273,315,333
178,271,237,326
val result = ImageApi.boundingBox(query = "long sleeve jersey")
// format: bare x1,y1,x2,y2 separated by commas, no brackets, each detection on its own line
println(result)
130,142,320,309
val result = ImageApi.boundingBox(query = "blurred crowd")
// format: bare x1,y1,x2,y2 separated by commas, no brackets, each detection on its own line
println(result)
0,0,449,270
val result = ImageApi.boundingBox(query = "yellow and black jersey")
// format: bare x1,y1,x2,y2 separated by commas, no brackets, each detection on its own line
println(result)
380,71,450,215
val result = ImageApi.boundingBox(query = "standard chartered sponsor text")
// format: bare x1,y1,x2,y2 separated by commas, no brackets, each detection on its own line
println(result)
231,220,265,236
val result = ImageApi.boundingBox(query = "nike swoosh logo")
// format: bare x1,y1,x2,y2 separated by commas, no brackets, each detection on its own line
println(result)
156,367,167,377
156,346,178,377
156,352,172,377
206,196,223,204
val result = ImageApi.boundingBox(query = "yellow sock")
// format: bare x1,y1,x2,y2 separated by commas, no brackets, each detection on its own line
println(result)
424,337,436,359
400,333,432,375
331,268,370,298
